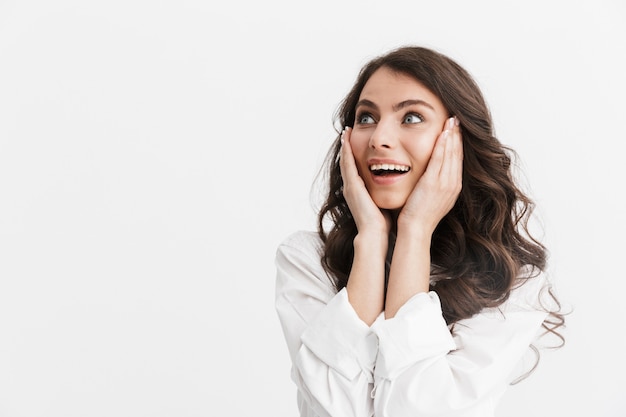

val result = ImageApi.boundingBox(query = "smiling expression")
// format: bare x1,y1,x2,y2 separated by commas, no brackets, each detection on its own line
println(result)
350,67,450,210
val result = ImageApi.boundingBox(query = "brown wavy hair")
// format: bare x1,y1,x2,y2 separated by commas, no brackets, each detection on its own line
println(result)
317,46,564,347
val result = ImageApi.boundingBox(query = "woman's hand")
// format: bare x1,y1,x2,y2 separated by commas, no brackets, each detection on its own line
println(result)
384,117,463,318
398,117,463,235
340,127,391,238
340,127,389,324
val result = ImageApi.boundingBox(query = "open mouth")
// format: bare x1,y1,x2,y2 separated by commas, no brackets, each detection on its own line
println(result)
369,163,411,176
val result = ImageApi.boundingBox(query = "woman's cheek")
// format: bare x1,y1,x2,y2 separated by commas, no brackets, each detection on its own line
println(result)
412,135,438,164
350,134,370,174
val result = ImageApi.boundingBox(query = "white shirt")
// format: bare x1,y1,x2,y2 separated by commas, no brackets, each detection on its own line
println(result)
275,231,549,417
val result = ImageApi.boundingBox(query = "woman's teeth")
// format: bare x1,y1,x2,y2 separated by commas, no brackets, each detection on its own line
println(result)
369,163,410,175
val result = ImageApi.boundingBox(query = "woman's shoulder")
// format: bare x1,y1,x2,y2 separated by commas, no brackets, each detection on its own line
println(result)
277,230,324,262
275,230,336,295
279,230,322,250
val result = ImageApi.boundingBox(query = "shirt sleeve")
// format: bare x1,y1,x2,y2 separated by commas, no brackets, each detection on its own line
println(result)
275,232,378,417
370,273,549,417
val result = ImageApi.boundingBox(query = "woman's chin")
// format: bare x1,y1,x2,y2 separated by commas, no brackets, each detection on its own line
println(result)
373,196,408,211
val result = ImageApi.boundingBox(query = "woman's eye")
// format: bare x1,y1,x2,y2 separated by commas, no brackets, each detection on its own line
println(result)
357,113,375,124
403,113,423,124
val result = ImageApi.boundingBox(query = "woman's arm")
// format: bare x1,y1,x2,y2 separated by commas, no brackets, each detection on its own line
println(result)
275,232,378,417
372,274,549,416
385,117,462,318
374,117,547,415
340,127,389,325
274,126,393,416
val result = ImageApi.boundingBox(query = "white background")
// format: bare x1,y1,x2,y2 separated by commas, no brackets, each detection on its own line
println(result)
0,0,624,416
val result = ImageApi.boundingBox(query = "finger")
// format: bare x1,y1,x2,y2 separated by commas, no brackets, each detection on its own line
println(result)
449,118,463,173
442,118,463,193
452,118,463,180
338,128,349,179
424,121,450,178
339,127,360,183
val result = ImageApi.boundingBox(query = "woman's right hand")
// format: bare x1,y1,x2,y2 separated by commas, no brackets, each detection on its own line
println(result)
339,127,391,238
340,127,389,324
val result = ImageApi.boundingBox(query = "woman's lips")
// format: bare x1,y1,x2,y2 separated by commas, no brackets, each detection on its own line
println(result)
365,159,411,185
369,169,409,185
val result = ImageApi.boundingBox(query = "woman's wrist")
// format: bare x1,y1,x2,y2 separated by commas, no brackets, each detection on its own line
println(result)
349,230,387,325
354,230,388,257
396,216,434,243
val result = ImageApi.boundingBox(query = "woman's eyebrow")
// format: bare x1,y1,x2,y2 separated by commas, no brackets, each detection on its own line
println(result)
355,98,435,112
355,99,378,110
393,99,435,112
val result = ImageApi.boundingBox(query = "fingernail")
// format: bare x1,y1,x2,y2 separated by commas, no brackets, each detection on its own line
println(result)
454,116,460,127
447,117,455,129
341,127,348,144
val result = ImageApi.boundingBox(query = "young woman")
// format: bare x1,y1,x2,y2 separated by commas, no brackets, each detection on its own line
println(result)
275,46,563,417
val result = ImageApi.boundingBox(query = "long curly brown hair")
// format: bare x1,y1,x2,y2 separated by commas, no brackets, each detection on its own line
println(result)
317,46,564,343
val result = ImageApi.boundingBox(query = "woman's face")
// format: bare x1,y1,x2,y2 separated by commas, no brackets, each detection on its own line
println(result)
350,67,449,210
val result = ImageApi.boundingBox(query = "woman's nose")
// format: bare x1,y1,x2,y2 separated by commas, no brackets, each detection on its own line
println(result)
369,121,397,149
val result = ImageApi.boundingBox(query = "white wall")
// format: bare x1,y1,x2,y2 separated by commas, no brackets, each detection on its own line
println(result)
0,0,624,416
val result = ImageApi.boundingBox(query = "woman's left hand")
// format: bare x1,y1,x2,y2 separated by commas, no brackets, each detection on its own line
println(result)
397,117,463,235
